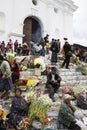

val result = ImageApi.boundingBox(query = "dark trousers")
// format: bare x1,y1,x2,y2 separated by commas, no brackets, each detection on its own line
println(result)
51,52,57,63
12,73,19,84
68,122,81,130
62,54,70,68
0,120,6,130
46,83,60,99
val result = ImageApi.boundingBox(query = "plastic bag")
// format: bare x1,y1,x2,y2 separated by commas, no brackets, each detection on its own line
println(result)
74,110,84,119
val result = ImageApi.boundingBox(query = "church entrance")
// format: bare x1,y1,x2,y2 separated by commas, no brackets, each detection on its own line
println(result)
23,16,42,44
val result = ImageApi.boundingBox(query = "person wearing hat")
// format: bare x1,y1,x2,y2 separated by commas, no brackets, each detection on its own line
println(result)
46,66,61,102
0,55,13,99
22,42,29,56
57,94,81,130
7,88,29,129
44,34,49,43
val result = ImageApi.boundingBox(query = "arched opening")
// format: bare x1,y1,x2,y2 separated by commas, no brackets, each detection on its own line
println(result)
23,16,42,44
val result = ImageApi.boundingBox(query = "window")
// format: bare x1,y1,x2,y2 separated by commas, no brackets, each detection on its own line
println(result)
0,12,6,32
32,0,38,5
54,8,58,13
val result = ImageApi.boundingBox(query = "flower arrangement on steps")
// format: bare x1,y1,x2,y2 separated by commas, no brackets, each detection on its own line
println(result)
34,63,42,76
27,92,53,130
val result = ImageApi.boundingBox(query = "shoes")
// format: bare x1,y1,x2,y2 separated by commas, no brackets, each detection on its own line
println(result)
49,95,55,102
51,97,55,102
66,67,70,69
52,98,55,102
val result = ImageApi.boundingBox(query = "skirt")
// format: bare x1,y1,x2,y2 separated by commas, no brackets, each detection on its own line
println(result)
51,52,57,63
0,78,13,91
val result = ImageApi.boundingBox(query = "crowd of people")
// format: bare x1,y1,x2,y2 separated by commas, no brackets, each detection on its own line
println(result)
0,35,86,130
0,35,86,63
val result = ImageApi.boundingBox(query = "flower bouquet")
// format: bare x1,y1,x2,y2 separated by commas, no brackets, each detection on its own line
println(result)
27,94,53,129
38,95,53,107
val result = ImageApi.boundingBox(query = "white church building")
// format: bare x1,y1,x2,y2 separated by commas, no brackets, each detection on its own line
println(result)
0,0,77,45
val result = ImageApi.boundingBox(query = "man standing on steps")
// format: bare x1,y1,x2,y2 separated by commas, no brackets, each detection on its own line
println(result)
61,38,72,69
46,66,61,102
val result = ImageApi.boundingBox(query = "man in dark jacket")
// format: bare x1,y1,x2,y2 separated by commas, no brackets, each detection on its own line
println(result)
46,66,61,102
62,40,72,69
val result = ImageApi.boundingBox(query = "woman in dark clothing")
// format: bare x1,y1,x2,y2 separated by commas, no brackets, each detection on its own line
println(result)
39,38,45,56
11,61,20,84
58,94,81,130
7,88,29,129
50,40,59,64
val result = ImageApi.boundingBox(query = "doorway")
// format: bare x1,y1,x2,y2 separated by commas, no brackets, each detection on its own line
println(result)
23,16,42,44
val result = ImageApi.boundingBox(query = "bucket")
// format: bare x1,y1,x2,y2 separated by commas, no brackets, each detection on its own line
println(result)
75,67,82,72
43,128,54,130
34,68,41,76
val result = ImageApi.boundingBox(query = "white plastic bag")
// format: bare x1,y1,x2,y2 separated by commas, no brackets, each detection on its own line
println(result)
76,119,87,130
74,110,84,119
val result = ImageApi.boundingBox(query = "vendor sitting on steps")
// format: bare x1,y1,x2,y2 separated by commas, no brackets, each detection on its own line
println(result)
46,66,61,102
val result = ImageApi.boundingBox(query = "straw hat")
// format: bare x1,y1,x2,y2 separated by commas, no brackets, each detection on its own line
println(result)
23,42,27,46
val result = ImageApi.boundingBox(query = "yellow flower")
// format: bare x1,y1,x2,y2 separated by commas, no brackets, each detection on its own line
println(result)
27,91,34,98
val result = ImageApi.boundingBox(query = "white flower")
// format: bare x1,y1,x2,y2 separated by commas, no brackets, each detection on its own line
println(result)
38,95,53,107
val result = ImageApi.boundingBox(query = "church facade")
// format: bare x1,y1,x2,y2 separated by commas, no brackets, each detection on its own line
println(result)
0,0,77,44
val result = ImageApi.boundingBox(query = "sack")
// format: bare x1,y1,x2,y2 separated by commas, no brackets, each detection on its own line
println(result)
46,43,50,49
77,95,87,109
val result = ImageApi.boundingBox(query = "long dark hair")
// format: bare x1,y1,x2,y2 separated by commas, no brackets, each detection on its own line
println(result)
15,88,22,94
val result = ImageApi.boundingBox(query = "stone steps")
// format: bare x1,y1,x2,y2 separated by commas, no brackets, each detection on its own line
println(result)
59,71,82,76
61,81,87,86
58,67,87,87
61,75,87,80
